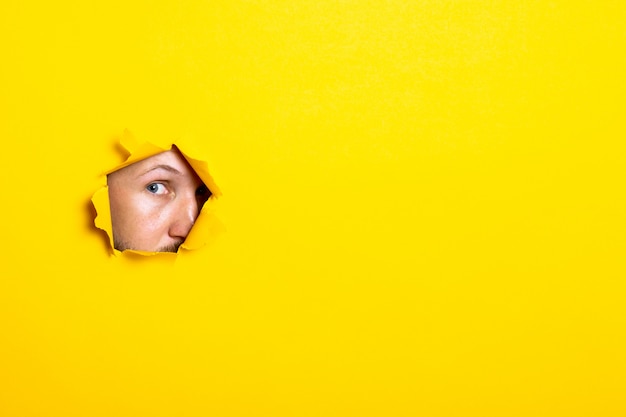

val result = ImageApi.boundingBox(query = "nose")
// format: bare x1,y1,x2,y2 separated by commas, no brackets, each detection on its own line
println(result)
168,193,199,240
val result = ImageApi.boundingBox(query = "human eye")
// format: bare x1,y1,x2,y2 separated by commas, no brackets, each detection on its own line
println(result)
196,184,212,198
146,182,168,195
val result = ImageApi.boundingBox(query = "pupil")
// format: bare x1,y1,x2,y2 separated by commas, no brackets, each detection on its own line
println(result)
196,185,210,196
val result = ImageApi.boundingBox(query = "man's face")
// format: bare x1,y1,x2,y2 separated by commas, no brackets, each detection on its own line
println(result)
107,148,211,253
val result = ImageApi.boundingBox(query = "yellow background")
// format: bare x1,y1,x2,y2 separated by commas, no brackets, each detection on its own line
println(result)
1,1,625,416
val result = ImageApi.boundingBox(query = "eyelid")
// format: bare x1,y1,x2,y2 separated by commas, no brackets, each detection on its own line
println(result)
146,182,169,195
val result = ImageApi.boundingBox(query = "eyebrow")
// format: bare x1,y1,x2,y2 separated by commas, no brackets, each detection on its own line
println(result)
139,164,183,177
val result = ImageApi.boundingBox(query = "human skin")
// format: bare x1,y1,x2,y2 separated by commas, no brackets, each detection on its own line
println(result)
107,147,211,252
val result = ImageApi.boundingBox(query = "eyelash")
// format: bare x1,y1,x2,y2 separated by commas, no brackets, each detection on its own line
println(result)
146,182,168,195
145,183,211,198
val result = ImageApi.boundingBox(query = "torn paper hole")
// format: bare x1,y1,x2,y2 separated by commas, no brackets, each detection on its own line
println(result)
92,130,222,256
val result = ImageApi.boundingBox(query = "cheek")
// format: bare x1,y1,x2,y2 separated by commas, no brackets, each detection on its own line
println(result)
128,194,168,232
114,192,169,243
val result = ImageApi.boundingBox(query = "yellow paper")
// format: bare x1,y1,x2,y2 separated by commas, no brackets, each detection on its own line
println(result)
1,1,625,416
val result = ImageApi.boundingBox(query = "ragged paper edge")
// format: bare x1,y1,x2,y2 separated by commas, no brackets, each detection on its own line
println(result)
91,129,223,257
